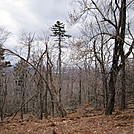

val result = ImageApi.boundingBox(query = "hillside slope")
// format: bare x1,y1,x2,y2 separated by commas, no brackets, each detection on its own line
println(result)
0,108,134,134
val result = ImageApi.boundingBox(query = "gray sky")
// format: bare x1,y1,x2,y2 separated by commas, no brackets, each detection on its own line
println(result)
0,0,82,49
0,0,133,48
0,0,77,34
0,0,133,64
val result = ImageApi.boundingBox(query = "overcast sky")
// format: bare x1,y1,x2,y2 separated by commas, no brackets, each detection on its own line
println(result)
0,0,79,37
0,0,83,50
0,0,133,64
0,0,134,48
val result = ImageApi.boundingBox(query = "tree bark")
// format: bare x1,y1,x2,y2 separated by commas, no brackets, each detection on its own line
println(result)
105,38,119,115
105,69,117,115
119,0,126,110
78,67,82,105
58,37,62,103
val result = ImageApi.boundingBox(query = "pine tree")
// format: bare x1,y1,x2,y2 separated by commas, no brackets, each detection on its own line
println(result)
51,21,71,117
51,21,71,103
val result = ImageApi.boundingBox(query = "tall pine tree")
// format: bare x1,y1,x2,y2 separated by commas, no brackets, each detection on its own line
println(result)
51,21,71,103
51,21,71,117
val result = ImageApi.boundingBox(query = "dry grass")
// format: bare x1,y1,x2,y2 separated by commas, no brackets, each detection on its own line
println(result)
0,107,134,134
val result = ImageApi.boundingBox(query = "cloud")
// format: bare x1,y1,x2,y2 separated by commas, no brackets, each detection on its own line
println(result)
67,23,81,37
0,0,72,34
0,0,79,49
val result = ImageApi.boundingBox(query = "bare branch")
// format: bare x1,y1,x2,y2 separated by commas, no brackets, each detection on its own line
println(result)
91,0,117,28
125,39,134,59
127,0,134,8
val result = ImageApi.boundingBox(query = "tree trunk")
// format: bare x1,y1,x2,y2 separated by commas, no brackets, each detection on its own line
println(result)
78,67,82,105
79,79,82,105
20,73,25,120
0,109,4,122
105,71,117,115
102,72,108,109
39,89,44,120
105,47,118,115
119,0,126,110
44,46,49,119
58,37,62,103
120,60,126,110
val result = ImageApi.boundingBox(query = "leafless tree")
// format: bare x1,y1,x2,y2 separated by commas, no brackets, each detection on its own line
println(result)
0,27,11,121
69,0,134,114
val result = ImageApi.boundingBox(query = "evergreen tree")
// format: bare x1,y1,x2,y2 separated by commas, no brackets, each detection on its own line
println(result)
51,21,71,117
51,21,71,102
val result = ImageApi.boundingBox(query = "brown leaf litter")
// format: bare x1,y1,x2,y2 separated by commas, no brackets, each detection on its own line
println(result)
0,108,134,134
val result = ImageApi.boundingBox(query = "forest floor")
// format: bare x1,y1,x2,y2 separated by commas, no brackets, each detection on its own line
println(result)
0,106,134,134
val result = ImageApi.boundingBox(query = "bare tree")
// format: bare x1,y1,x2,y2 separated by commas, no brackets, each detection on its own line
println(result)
69,0,134,114
0,27,11,121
